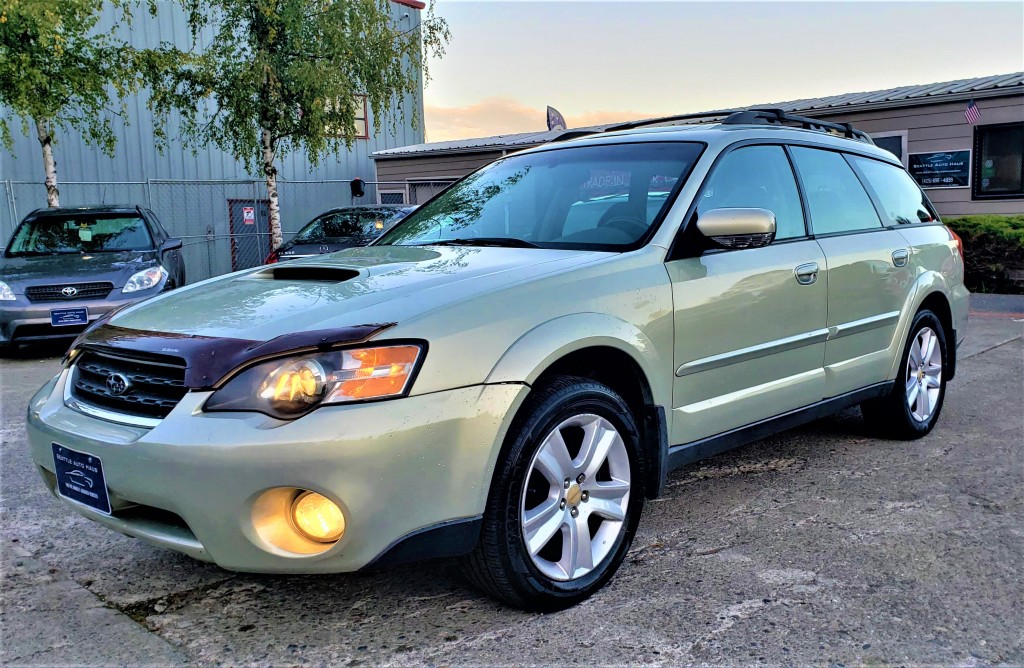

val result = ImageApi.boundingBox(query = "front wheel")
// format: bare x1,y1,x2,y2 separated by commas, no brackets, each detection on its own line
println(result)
464,376,645,611
861,309,948,439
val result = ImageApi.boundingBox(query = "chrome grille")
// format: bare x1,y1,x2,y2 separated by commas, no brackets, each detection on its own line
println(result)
26,282,113,303
70,349,187,421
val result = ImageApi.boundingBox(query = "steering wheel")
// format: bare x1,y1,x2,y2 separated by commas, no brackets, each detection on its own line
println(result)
598,215,648,240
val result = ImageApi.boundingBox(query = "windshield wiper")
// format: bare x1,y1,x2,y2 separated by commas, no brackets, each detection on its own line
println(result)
415,237,540,249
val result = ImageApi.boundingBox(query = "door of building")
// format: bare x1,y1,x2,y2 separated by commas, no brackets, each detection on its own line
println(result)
227,199,271,271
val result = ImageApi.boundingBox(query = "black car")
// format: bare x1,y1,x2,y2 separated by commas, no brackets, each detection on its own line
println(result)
0,205,186,348
268,205,415,262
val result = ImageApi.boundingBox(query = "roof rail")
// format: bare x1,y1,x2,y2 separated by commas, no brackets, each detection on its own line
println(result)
547,110,738,144
601,110,738,133
722,108,875,144
547,107,875,145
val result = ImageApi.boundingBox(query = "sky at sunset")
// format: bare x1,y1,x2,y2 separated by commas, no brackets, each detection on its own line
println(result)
422,1,1024,142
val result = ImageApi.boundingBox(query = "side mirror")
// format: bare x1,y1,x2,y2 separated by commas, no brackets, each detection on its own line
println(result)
696,208,776,249
161,238,183,252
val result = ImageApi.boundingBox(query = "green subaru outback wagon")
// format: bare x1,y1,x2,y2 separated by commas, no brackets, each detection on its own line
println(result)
27,110,968,610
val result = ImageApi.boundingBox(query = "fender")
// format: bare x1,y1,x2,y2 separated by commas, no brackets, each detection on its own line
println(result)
885,269,953,380
484,312,672,412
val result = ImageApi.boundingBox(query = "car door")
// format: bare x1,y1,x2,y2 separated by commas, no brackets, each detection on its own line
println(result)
789,146,915,398
665,144,829,445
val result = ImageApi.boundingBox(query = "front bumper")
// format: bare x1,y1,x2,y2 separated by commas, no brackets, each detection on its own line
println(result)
0,288,161,344
27,371,528,572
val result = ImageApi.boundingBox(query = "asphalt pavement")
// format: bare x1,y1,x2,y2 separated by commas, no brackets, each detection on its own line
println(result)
1,297,1021,666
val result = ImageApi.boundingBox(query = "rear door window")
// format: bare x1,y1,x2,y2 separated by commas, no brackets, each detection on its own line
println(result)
790,147,882,235
849,156,937,225
697,145,806,240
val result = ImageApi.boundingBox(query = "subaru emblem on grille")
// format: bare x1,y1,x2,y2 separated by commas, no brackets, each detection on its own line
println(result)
106,373,131,396
61,286,78,297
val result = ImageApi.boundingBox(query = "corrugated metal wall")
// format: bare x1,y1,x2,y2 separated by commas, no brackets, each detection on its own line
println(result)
0,0,426,239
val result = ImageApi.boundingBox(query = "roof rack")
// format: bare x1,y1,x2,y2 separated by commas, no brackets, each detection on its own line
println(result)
548,107,875,145
547,110,736,144
722,108,875,144
601,110,738,133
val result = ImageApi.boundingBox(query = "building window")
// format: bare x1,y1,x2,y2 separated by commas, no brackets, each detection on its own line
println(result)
871,131,908,165
973,122,1024,199
353,95,369,139
379,191,406,205
326,95,369,139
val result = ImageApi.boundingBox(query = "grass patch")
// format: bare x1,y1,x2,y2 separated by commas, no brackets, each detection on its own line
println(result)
944,215,1024,294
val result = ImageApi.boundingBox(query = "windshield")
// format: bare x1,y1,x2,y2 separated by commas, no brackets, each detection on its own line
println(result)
6,214,154,256
293,208,410,244
377,142,703,250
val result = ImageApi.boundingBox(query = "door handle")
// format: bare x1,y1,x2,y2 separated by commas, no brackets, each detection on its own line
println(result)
892,248,910,267
794,262,819,285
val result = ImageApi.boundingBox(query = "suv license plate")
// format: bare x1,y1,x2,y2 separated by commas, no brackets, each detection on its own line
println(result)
51,443,111,515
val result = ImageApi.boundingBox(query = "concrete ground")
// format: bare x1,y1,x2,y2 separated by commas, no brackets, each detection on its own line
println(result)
1,297,1021,667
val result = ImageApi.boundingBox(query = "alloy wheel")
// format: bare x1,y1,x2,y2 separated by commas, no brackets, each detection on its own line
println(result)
906,326,942,422
519,414,631,582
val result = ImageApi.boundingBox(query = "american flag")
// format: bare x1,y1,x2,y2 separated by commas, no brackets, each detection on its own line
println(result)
964,99,981,124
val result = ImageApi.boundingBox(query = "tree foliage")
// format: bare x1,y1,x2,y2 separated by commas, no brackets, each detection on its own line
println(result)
146,0,449,245
152,0,447,165
0,0,142,155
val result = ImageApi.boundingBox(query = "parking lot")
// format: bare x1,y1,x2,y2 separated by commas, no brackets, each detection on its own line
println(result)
1,297,1021,666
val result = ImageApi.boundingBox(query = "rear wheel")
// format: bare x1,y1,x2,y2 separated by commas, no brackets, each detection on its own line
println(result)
464,376,645,611
861,309,948,439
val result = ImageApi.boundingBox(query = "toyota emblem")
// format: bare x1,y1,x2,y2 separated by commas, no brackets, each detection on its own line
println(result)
61,286,78,297
106,373,131,396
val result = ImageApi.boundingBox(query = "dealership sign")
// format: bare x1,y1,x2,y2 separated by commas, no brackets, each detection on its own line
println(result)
908,150,971,189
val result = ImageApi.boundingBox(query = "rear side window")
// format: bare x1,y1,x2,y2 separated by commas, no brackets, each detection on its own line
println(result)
790,147,882,235
851,156,936,225
697,146,806,240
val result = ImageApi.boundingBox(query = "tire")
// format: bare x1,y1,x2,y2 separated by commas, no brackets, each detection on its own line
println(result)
464,375,646,611
861,309,948,439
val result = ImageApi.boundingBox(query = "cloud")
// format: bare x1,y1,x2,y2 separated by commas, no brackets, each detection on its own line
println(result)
424,97,657,142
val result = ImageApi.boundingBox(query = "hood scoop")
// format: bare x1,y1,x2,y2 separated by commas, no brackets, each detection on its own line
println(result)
252,265,361,283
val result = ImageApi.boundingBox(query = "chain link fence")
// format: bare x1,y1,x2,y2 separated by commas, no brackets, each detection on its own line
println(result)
0,178,456,283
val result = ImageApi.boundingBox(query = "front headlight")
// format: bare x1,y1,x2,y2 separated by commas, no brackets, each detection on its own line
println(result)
204,344,424,419
0,281,15,300
122,266,167,293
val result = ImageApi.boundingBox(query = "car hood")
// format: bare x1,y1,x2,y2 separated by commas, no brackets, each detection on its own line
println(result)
109,245,602,340
0,251,158,289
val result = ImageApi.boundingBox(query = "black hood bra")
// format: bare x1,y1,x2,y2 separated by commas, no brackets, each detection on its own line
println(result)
68,321,395,390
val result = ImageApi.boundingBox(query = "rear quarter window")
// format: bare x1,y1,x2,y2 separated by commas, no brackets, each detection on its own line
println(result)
850,156,937,225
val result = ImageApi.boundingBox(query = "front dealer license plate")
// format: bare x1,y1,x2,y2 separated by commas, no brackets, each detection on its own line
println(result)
52,443,111,514
50,307,88,327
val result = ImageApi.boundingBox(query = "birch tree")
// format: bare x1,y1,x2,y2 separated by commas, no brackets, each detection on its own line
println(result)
0,0,142,207
147,0,448,248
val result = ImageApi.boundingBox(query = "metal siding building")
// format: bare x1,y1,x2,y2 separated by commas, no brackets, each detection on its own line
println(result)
372,73,1024,218
0,0,427,277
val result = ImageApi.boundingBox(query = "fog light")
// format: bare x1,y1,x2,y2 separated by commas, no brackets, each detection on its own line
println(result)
289,491,345,543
